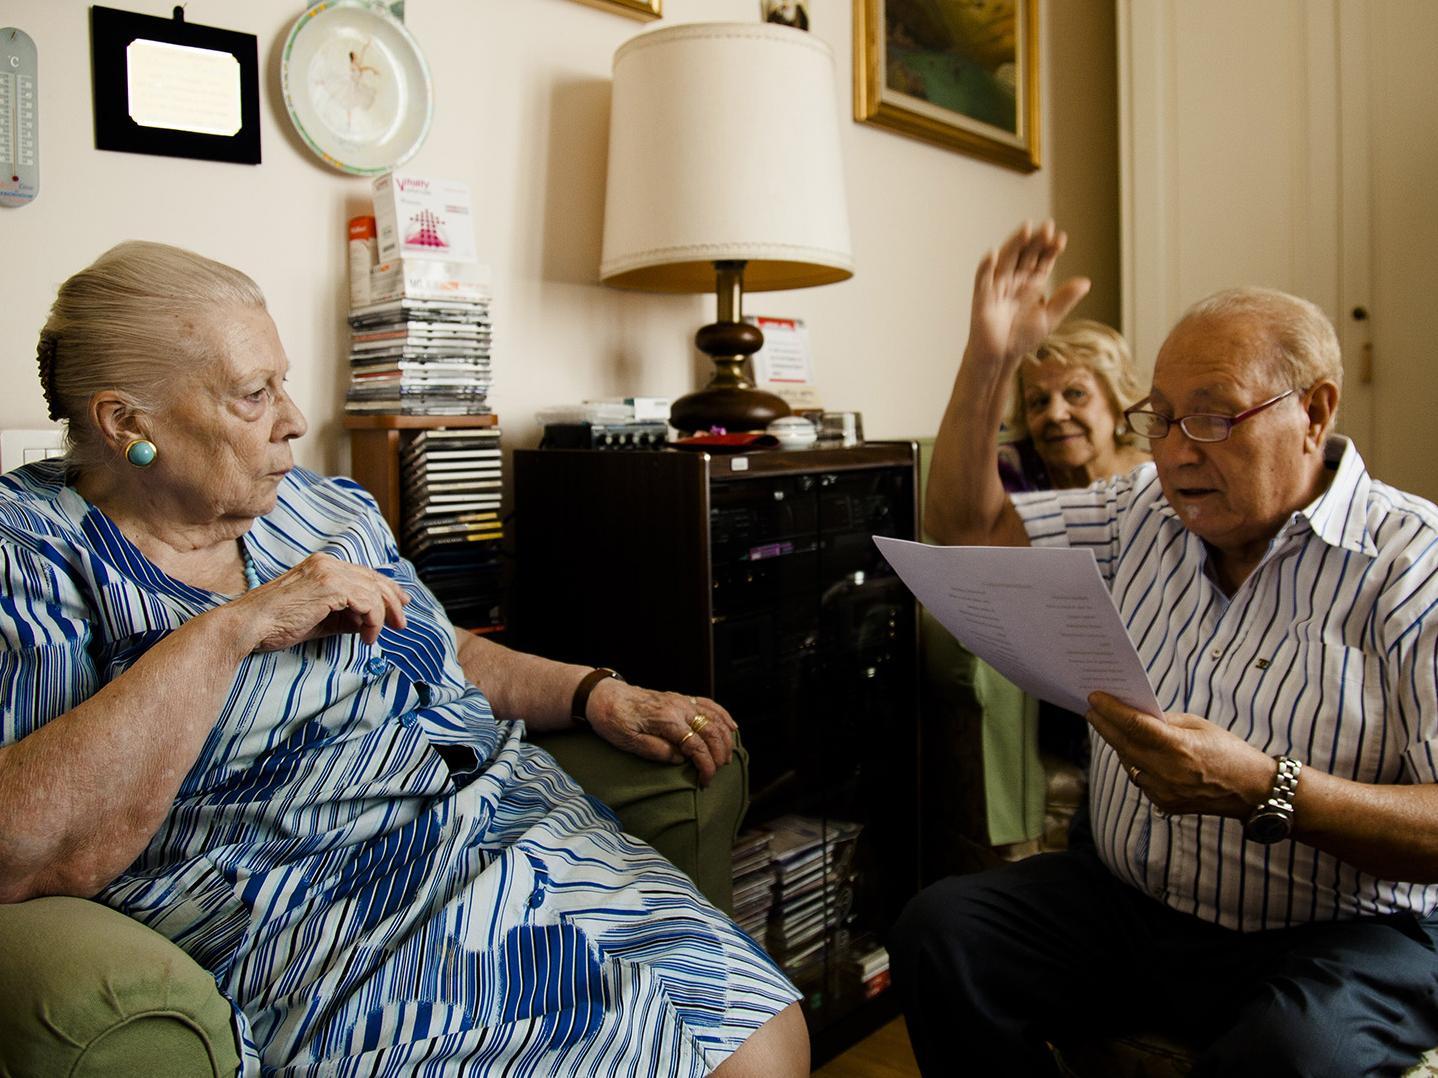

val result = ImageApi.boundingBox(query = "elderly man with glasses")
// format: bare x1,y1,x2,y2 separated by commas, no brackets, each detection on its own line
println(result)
900,220,1438,1077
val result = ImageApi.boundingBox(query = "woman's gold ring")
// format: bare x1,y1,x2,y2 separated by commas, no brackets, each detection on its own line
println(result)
688,714,709,734
679,730,697,748
1127,764,1142,784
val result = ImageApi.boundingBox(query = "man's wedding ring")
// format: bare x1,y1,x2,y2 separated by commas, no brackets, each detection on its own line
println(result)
1127,764,1142,783
688,714,709,734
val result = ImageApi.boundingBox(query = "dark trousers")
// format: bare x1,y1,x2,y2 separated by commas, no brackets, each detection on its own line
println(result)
889,847,1438,1077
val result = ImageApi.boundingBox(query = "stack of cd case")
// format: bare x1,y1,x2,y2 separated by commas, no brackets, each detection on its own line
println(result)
346,296,493,416
400,427,505,629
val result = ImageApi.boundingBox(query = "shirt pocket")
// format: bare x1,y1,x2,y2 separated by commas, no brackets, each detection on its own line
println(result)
1279,638,1389,783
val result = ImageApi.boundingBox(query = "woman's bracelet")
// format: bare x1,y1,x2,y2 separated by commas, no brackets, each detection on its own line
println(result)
569,667,624,727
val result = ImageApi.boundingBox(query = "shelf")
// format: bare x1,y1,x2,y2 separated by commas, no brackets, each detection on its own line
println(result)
342,414,498,430
344,414,502,535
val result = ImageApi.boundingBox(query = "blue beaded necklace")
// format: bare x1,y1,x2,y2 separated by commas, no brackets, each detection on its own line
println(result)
239,539,260,591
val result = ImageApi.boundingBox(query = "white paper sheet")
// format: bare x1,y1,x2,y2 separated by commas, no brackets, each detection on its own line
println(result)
127,39,242,137
874,537,1163,717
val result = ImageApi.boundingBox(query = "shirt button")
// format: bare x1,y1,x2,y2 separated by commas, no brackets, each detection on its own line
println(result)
528,887,545,909
366,656,387,677
399,711,417,729
1210,647,1222,660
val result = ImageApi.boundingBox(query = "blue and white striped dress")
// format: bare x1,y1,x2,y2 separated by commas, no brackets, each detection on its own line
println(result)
0,462,796,1076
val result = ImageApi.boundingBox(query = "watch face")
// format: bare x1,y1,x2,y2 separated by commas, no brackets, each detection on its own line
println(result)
1245,809,1290,845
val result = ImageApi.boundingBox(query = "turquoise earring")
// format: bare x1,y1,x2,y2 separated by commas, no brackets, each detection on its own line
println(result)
124,438,157,467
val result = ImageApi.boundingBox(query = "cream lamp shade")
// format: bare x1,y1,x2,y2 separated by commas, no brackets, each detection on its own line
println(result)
599,22,853,432
600,22,853,293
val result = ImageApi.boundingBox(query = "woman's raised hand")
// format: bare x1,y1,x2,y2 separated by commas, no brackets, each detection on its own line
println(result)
969,220,1091,370
230,553,409,652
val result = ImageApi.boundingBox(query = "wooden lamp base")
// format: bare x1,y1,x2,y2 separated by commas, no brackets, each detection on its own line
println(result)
669,269,793,434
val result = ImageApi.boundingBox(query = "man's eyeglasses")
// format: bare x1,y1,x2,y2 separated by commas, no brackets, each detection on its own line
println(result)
1123,389,1299,444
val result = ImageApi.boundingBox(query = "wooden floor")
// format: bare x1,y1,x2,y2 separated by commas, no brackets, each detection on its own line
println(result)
812,1017,921,1078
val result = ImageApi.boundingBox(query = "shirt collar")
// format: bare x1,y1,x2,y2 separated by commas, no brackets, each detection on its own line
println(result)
1297,434,1377,556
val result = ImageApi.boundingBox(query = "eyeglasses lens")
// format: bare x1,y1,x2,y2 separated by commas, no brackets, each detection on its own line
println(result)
1180,415,1231,442
1128,412,1168,439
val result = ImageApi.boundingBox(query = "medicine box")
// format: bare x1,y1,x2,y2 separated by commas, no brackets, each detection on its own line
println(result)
372,173,477,264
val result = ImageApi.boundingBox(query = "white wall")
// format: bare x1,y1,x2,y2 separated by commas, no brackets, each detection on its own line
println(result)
0,0,1117,476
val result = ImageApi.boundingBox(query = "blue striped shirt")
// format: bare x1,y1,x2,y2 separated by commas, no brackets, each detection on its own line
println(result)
0,462,795,1075
1013,436,1438,931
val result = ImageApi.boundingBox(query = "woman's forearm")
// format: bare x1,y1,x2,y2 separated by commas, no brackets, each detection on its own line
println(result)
0,604,255,902
925,345,1029,547
454,630,590,733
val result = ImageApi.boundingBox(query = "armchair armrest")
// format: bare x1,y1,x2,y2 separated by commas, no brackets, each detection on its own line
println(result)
0,895,240,1077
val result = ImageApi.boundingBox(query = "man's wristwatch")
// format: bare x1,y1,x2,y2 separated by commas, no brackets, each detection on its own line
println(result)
1243,755,1303,844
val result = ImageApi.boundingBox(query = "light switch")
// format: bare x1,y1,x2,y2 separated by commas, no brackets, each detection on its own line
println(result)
1,427,65,473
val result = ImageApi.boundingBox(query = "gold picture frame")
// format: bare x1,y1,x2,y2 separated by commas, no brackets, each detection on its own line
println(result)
854,0,1039,172
569,0,661,19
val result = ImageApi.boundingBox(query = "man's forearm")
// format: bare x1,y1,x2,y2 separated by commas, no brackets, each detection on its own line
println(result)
1290,770,1438,883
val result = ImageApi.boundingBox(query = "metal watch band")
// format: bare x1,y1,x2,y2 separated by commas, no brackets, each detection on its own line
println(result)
570,667,623,726
1267,755,1303,810
1244,754,1303,842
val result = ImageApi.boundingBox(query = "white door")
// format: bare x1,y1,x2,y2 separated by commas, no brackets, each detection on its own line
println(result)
1118,0,1438,499
1343,0,1438,501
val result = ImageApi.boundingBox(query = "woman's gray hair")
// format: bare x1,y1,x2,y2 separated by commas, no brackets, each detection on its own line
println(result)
37,240,267,470
1178,286,1342,392
1006,320,1144,446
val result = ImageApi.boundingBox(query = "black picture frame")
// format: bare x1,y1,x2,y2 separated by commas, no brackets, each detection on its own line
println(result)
90,5,261,165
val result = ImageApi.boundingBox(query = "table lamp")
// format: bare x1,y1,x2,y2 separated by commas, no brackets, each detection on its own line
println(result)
600,22,853,433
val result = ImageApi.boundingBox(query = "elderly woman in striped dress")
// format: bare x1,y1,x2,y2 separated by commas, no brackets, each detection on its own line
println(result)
0,241,807,1076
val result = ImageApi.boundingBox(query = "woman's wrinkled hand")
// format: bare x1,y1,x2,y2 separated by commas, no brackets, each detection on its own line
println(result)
968,219,1091,373
585,680,738,786
229,553,410,652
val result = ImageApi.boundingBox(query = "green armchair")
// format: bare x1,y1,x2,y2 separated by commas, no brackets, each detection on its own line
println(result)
0,731,748,1078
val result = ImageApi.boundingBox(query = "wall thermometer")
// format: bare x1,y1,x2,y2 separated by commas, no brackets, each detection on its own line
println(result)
0,27,38,207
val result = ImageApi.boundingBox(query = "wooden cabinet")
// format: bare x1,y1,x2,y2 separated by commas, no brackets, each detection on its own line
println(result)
343,413,499,536
344,413,505,632
511,443,922,1062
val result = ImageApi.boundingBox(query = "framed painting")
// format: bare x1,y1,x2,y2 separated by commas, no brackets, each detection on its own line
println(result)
854,0,1039,172
569,0,661,19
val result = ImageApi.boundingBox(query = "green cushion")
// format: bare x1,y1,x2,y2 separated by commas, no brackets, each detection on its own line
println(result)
532,728,748,915
0,895,239,1078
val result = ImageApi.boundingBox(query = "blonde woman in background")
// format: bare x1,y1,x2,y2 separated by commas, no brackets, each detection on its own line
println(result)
928,318,1149,543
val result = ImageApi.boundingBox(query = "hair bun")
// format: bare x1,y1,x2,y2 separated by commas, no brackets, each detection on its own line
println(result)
36,330,61,422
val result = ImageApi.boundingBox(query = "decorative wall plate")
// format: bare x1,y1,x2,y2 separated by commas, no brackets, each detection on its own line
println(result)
281,0,432,175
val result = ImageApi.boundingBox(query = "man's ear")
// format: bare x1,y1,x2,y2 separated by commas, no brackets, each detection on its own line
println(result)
1303,380,1339,449
88,391,148,452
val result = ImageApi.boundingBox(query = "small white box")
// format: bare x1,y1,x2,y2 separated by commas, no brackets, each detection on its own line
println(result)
365,258,493,305
625,396,672,422
372,173,478,263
